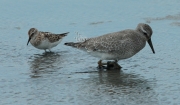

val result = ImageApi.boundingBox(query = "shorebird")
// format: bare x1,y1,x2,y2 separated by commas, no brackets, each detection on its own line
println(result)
64,23,155,69
27,28,69,52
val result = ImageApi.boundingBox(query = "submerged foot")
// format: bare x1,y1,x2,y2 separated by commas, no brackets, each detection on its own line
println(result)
97,60,121,70
107,60,122,70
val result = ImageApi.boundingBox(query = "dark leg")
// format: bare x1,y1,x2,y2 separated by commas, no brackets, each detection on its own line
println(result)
98,60,107,69
107,60,121,70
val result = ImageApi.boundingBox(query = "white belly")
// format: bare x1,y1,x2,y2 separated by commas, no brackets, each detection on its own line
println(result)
88,51,136,61
35,39,62,50
88,51,117,60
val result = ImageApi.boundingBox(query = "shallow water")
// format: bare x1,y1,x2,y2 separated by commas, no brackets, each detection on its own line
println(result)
0,0,180,105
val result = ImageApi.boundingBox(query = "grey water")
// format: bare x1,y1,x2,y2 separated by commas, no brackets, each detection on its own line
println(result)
0,0,180,105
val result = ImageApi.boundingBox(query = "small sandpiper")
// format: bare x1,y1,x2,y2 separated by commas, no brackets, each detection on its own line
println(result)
64,23,155,69
27,28,69,52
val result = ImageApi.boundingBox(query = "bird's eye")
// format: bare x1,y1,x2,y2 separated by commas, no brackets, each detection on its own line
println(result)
30,33,34,37
143,32,147,35
143,32,149,39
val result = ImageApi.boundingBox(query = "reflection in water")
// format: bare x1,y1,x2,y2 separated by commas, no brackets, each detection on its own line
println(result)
28,52,64,77
78,70,158,105
98,70,150,87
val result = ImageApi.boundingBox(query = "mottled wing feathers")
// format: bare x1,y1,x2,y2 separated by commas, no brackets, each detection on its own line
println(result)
65,30,139,53
84,31,130,52
41,32,69,43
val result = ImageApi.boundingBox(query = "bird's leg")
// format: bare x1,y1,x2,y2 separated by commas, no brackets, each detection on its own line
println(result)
107,61,115,69
107,60,122,70
98,60,102,68
98,60,107,69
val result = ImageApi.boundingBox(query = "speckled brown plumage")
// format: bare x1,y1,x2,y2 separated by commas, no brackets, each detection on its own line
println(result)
27,28,69,51
41,32,68,43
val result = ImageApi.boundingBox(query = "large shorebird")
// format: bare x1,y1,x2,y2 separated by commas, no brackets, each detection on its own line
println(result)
65,23,155,69
27,28,69,52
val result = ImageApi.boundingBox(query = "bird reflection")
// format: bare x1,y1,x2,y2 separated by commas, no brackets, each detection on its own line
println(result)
28,52,63,77
98,70,149,87
77,69,158,104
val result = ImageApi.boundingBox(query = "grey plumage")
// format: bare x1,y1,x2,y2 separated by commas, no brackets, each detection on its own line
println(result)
65,23,155,68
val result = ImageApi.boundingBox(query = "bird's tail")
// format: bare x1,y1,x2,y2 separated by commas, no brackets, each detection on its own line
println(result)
64,42,81,48
59,32,69,37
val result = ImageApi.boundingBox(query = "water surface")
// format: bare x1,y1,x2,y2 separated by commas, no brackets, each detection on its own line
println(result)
0,0,180,105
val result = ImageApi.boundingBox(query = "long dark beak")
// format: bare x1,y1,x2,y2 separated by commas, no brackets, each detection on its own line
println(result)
147,38,155,54
27,37,31,45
